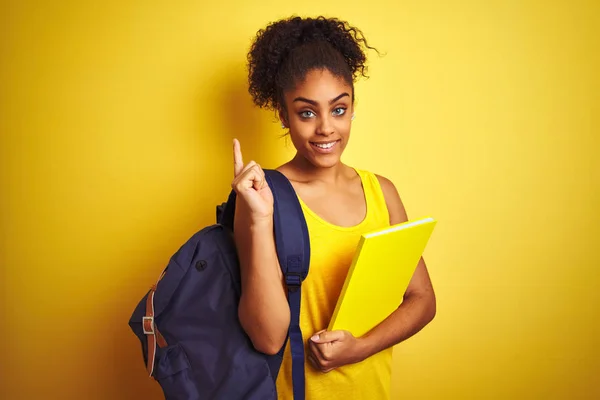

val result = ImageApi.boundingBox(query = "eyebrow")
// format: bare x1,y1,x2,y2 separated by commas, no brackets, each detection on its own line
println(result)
293,92,350,106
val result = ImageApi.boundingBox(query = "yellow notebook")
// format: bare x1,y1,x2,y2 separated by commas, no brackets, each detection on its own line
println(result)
328,217,437,337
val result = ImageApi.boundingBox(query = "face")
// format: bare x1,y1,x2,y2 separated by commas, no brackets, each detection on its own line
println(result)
281,68,354,169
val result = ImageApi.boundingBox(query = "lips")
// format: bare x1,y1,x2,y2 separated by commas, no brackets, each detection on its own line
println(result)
310,139,340,154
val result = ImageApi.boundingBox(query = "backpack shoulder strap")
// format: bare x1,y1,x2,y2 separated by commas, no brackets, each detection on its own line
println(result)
266,169,309,400
219,169,310,400
264,169,310,284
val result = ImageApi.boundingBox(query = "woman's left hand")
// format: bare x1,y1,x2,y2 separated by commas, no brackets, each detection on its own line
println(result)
307,330,368,373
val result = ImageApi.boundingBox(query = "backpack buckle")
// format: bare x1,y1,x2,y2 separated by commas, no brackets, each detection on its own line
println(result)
142,316,155,335
285,272,302,292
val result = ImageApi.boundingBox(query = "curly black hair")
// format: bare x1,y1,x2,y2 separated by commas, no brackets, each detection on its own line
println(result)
247,16,377,114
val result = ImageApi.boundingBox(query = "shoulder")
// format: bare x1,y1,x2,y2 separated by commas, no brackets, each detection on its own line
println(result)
374,174,409,225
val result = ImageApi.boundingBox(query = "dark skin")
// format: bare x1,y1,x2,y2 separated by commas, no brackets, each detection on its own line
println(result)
232,68,436,369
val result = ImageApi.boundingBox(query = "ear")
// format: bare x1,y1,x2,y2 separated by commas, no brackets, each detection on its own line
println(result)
278,109,289,129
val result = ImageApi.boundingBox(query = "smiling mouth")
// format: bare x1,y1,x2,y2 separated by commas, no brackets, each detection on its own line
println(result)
313,142,335,149
310,140,340,150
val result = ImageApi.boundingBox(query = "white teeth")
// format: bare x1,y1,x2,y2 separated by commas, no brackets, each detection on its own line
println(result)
314,142,335,149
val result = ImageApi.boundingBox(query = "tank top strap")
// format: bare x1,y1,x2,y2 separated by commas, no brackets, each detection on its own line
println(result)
354,168,391,228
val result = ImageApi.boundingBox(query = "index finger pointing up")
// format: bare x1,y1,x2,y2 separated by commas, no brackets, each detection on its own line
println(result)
233,138,243,177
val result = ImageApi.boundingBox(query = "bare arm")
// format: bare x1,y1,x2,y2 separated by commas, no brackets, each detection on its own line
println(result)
357,175,436,359
234,213,290,355
231,139,290,355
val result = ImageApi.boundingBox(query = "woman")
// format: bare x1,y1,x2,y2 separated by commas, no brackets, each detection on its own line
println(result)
231,16,436,400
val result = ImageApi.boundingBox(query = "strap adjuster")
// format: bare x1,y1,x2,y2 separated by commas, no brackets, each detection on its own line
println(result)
285,272,302,292
142,316,155,335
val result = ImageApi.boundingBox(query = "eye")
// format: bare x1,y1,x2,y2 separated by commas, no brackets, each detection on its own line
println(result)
332,107,347,116
299,110,316,119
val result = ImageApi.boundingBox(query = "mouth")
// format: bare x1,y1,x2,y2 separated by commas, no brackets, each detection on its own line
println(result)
310,140,340,153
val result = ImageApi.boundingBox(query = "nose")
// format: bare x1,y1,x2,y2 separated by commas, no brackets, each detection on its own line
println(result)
316,115,334,136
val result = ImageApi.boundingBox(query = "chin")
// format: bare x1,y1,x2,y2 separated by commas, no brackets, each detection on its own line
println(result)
307,153,341,169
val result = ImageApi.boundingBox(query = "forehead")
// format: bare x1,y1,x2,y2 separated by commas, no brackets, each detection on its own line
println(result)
286,69,353,103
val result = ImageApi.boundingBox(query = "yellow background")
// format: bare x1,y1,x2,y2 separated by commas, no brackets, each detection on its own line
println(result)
1,1,598,399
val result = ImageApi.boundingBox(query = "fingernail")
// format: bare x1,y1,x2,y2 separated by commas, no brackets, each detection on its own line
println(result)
311,334,319,341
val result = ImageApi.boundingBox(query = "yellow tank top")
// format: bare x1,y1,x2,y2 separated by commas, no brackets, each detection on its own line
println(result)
275,169,393,400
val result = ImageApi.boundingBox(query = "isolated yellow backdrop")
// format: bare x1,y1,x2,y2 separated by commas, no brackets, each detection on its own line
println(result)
1,1,598,399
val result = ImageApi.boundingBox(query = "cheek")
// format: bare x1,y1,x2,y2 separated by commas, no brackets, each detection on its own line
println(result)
288,121,313,143
336,120,352,137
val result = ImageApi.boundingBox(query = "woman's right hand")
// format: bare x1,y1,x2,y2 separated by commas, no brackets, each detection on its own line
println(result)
231,138,274,222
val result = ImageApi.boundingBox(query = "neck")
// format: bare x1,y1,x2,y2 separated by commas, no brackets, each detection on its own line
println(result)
288,153,346,184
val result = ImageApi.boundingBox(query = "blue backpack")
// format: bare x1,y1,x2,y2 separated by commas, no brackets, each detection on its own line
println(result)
129,169,310,399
